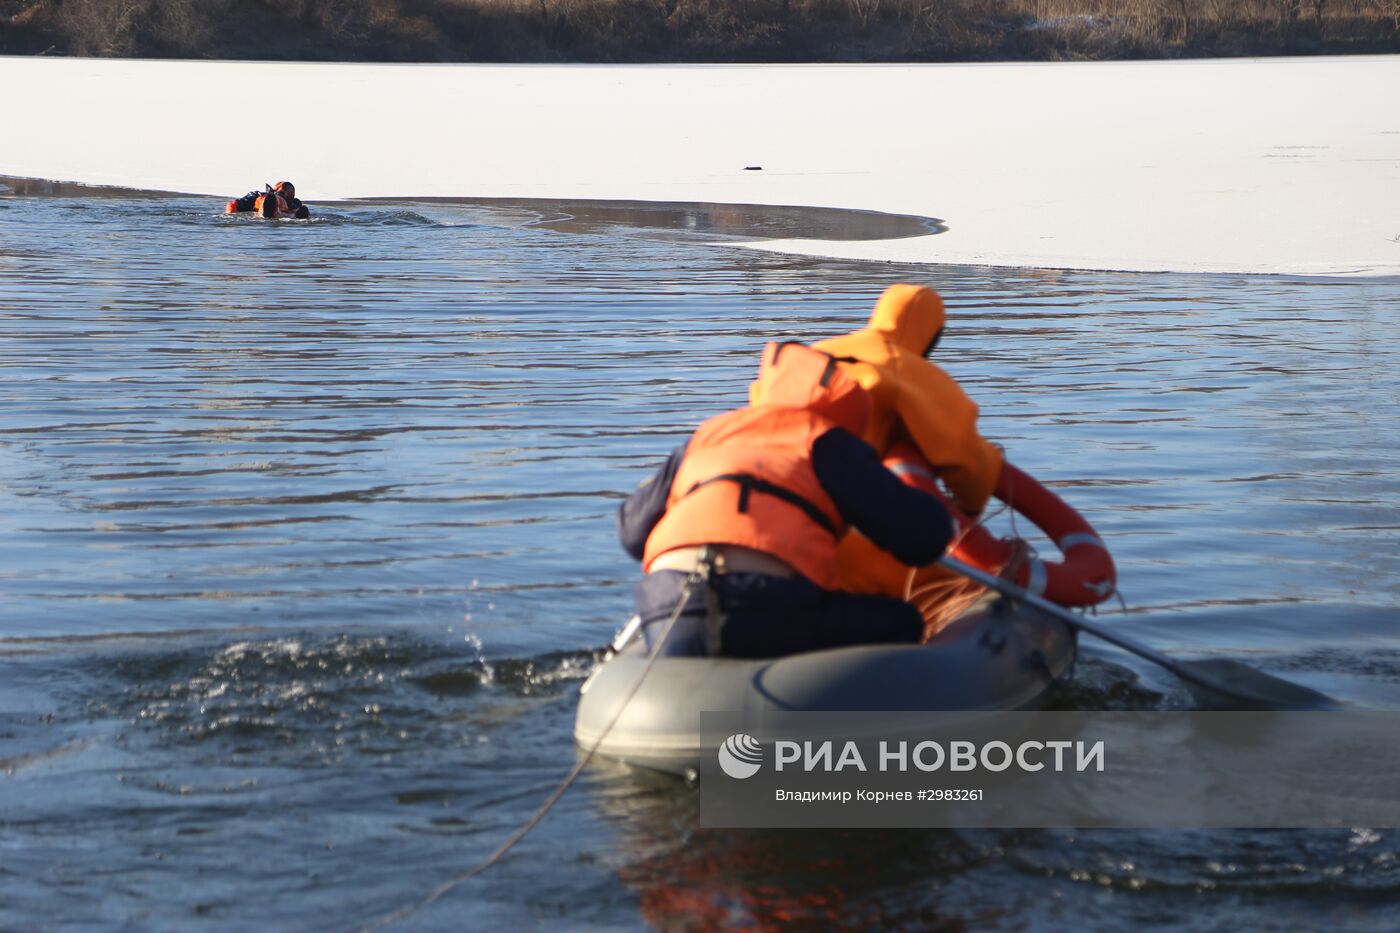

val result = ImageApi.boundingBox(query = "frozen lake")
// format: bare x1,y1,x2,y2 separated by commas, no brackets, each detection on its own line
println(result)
1,188,1398,928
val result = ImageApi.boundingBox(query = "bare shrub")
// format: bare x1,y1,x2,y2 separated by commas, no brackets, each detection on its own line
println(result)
145,0,222,52
1369,0,1400,27
9,0,1400,61
849,0,880,31
662,0,787,56
60,0,149,55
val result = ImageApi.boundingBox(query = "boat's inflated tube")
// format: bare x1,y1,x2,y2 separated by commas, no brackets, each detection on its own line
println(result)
573,596,1074,776
884,443,1116,607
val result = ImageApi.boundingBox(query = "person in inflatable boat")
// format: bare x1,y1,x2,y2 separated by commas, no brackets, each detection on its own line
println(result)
225,181,310,219
750,284,1015,635
618,340,955,659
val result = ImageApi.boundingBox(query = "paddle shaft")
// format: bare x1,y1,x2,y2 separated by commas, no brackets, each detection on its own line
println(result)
938,555,1241,696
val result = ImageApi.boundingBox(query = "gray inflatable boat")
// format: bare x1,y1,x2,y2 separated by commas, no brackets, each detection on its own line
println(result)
573,596,1075,776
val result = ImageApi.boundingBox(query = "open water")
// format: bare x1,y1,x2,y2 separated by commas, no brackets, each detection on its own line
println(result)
1,187,1398,930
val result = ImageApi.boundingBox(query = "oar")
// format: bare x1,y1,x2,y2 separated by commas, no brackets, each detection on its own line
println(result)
939,555,1339,710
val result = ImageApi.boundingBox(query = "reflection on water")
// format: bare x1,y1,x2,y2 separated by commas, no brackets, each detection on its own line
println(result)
592,762,1400,931
351,196,946,242
0,190,1397,929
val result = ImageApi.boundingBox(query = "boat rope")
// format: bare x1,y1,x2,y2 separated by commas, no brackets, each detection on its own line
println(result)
998,450,1024,543
947,446,1016,554
355,572,703,933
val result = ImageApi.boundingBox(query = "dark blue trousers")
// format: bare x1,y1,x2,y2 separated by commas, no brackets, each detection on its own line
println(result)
633,570,922,659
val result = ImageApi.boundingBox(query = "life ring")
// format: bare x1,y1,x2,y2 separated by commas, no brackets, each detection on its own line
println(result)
884,442,1116,608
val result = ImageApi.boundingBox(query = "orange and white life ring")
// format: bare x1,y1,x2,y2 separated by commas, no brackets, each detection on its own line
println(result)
884,441,1116,608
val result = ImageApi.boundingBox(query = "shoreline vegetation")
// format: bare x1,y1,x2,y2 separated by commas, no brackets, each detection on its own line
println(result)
2,0,1398,62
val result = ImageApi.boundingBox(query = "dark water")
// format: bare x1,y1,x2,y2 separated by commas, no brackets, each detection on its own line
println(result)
1,191,1398,930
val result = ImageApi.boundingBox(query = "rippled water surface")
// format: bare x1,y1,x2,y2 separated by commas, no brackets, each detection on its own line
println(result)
2,192,1398,930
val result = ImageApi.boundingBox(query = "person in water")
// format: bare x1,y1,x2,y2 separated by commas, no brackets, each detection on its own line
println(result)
618,340,954,659
751,284,1014,635
225,181,310,219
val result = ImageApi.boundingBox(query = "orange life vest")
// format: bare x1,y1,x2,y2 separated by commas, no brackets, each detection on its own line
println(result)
642,343,868,590
254,192,292,217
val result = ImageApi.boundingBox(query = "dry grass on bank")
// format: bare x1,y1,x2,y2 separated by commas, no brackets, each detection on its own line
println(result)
3,0,1399,60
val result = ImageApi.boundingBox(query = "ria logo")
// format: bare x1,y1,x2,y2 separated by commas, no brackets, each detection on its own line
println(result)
718,733,763,779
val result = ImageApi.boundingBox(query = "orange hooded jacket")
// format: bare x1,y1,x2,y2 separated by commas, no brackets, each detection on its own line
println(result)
751,285,1001,597
643,342,871,590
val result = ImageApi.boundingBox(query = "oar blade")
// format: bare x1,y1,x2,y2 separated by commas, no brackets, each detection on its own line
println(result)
936,556,1342,711
1179,658,1340,711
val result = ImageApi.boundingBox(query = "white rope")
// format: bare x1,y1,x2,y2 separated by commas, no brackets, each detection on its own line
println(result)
356,575,701,932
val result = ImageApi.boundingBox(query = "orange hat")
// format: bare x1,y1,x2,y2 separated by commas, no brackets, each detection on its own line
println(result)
868,284,946,356
273,181,296,198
